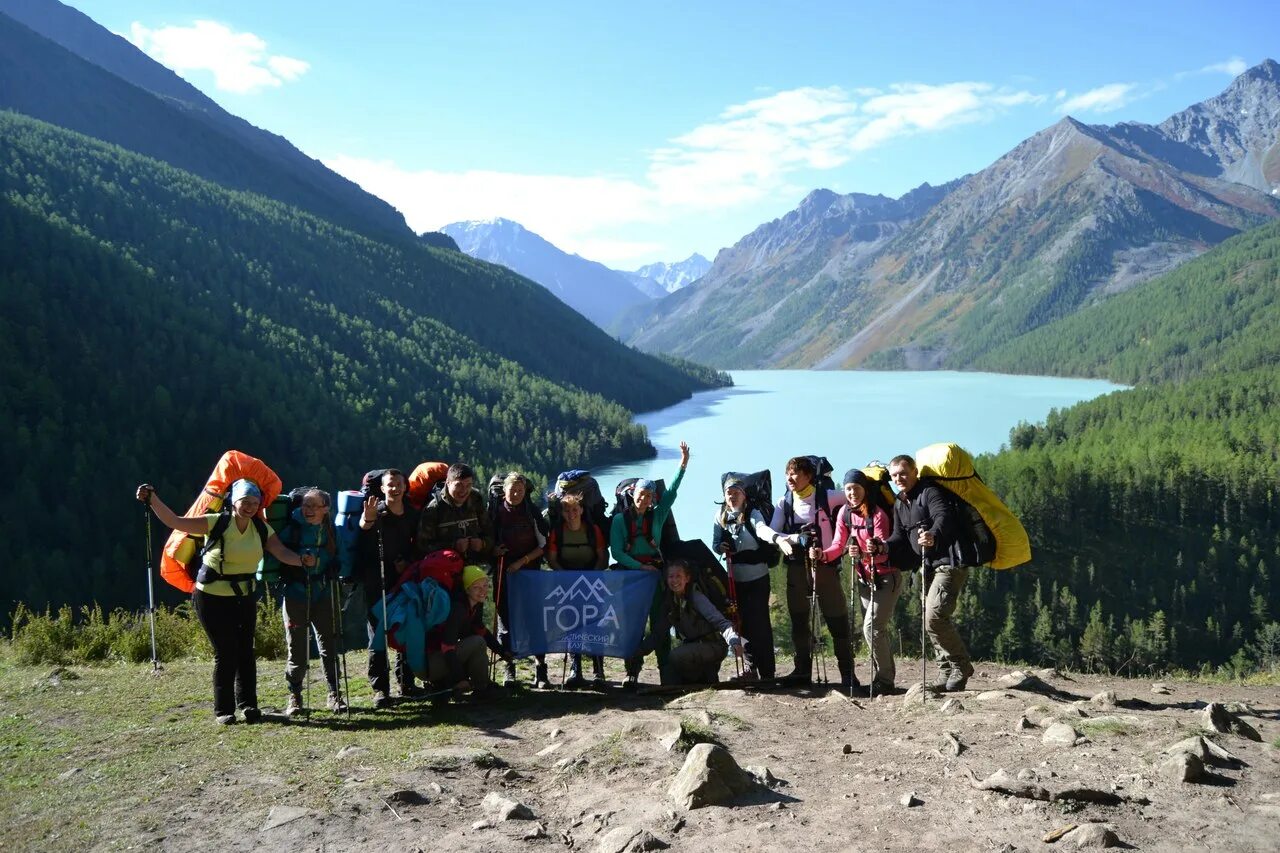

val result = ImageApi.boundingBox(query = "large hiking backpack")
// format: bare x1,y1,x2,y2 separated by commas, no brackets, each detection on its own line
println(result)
397,549,466,593
916,442,1030,570
360,468,390,502
407,461,449,509
260,487,339,586
159,450,282,592
719,469,780,565
611,477,682,559
192,508,270,596
546,469,609,533
781,455,837,541
860,462,897,512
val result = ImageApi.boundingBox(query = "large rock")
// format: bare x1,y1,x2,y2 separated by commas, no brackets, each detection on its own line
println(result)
997,671,1054,693
1042,723,1080,747
481,792,536,821
1090,690,1117,708
667,743,757,809
1062,823,1120,848
1161,752,1206,783
596,826,670,853
1201,702,1262,741
969,768,1050,801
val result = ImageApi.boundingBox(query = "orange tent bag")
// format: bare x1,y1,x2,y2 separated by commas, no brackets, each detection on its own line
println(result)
159,450,282,592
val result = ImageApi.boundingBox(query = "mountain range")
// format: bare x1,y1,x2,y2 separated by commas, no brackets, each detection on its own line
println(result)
620,60,1280,370
623,253,711,295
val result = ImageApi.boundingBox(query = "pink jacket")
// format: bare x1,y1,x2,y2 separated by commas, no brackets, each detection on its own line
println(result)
822,504,894,579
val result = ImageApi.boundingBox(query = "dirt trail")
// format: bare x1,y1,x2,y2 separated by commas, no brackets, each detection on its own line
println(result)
149,662,1280,852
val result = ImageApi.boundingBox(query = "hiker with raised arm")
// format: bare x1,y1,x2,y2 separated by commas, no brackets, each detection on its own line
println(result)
611,440,690,688
137,480,313,725
712,476,778,682
820,470,902,694
765,456,856,690
357,468,421,708
885,454,973,692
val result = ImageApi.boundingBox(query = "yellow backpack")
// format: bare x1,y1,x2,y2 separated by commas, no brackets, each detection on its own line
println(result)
916,443,1031,570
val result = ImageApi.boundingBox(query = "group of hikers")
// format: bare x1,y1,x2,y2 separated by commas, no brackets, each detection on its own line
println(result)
137,445,992,725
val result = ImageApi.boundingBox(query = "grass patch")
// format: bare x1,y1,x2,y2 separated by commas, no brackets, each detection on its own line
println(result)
587,731,645,772
675,716,724,751
706,710,750,731
1078,718,1138,737
1272,736,1280,749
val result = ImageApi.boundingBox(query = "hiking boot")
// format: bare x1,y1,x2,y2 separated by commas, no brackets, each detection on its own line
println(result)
780,664,813,686
399,681,425,698
730,668,760,684
563,672,587,690
869,680,897,696
470,683,506,702
503,662,518,687
837,673,861,694
372,690,391,710
944,672,970,692
533,663,551,690
621,674,639,691
326,691,348,713
284,692,303,718
241,706,262,724
215,714,236,726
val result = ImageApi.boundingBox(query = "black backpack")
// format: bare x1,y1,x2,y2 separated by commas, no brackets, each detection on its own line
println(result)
546,469,609,532
611,477,682,558
926,478,998,567
667,539,734,625
360,468,390,502
719,469,779,565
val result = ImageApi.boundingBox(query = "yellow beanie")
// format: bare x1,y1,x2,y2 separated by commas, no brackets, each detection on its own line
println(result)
462,565,489,592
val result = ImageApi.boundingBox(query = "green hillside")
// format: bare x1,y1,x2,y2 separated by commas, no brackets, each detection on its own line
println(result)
951,221,1280,673
0,112,726,615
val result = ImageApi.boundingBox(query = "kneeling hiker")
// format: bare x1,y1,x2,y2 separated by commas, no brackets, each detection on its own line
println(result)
648,560,744,685
767,456,855,689
611,441,690,687
426,565,509,700
820,470,901,694
886,455,972,692
265,488,348,716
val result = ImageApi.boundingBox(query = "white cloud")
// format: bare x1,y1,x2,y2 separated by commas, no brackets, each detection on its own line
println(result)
128,20,310,94
1055,83,1138,115
1200,57,1248,76
327,80,1042,264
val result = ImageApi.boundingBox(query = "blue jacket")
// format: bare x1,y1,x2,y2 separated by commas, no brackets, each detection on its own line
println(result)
267,508,338,604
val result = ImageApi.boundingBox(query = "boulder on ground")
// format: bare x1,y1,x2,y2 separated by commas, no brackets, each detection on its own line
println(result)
1201,702,1262,741
1161,752,1206,783
997,671,1055,693
667,743,758,810
1042,723,1080,747
1090,690,1117,708
596,826,670,853
481,791,536,821
940,698,965,715
1062,822,1120,848
969,768,1050,801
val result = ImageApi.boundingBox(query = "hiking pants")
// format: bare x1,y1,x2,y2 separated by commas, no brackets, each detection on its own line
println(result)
626,574,671,678
366,607,415,695
858,571,903,687
192,589,258,717
734,574,775,679
661,636,728,686
282,593,339,693
426,635,491,689
924,565,972,675
785,560,852,676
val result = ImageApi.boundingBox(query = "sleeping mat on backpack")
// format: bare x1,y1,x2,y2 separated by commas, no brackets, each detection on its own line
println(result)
916,442,1030,570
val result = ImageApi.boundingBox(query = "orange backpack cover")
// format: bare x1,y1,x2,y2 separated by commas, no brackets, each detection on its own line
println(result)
159,450,282,592
407,461,449,509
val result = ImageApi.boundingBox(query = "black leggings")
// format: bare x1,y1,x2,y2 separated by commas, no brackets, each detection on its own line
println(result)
193,589,258,717
734,574,776,679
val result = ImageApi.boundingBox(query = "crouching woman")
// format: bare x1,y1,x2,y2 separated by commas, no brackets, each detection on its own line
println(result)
650,560,744,686
137,480,314,724
425,565,511,700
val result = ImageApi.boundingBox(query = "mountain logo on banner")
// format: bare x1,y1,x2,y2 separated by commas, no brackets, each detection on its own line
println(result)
545,575,612,605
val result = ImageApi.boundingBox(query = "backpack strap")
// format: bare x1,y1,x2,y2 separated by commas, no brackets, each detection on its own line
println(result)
197,512,264,597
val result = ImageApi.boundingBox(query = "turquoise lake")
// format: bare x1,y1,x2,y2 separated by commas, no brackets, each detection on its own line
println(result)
593,370,1123,534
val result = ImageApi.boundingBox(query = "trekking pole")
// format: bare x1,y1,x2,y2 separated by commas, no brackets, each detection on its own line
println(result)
851,549,862,699
920,543,929,701
559,653,568,691
304,572,313,718
726,553,743,678
491,556,505,683
143,492,161,674
806,550,826,683
376,519,392,698
331,578,352,718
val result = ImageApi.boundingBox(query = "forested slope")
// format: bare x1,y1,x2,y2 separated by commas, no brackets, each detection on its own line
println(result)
0,112,726,614
947,221,1280,673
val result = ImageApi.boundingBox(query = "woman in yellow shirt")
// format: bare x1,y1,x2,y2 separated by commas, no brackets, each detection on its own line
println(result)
139,479,313,724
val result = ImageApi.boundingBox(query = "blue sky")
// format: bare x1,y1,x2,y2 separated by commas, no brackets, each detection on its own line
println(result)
67,0,1279,266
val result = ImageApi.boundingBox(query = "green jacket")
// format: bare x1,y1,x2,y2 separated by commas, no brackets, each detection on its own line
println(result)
610,464,685,569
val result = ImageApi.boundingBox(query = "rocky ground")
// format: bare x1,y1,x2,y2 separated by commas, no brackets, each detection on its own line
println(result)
2,656,1278,852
